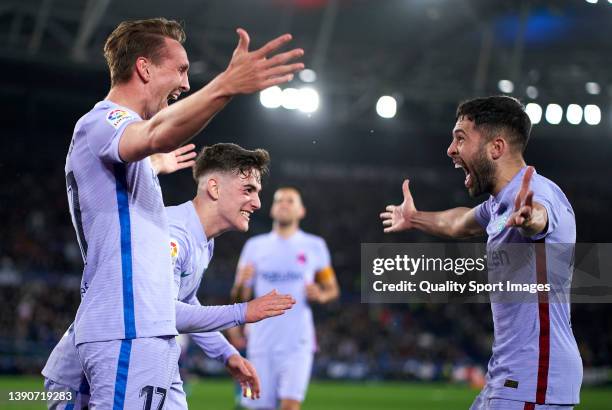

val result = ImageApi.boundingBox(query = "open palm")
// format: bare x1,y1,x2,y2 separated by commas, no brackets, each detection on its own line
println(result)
380,179,417,233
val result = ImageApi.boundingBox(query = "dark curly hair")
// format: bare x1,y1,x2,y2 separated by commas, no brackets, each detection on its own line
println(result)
456,96,532,152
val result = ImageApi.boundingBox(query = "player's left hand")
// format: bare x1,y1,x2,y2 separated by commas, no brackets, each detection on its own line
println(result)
226,354,261,400
150,144,197,175
506,166,535,228
305,283,323,303
505,166,548,237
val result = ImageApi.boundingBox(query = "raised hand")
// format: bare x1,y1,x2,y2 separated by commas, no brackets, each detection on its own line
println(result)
380,179,417,233
505,166,536,228
221,28,305,95
226,355,261,400
245,290,295,323
150,144,197,175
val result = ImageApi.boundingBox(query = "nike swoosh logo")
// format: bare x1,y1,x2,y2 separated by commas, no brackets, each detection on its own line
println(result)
180,271,192,278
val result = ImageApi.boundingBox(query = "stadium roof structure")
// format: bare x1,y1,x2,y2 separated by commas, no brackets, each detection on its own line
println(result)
0,0,610,126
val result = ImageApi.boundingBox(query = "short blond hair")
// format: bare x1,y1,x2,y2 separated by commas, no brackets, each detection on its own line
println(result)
103,18,186,86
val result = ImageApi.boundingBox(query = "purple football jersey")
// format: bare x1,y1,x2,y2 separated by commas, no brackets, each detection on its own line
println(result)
474,167,582,404
65,100,176,344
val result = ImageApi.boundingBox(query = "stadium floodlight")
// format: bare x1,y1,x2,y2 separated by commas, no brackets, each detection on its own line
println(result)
585,82,601,95
526,86,538,99
297,88,320,113
566,104,583,125
584,104,601,125
376,96,397,119
545,104,563,125
259,86,282,109
585,0,597,3
281,87,300,110
498,79,514,93
525,103,543,124
299,69,317,83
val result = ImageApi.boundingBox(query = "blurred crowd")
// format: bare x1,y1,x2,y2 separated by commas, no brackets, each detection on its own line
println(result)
1,150,611,383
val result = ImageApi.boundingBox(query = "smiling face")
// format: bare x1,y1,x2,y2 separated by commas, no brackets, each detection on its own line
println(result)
270,188,305,226
145,37,190,116
447,116,497,197
216,169,262,232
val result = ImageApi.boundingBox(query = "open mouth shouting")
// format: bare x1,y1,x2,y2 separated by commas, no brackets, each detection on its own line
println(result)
454,159,473,190
240,210,252,221
167,91,180,104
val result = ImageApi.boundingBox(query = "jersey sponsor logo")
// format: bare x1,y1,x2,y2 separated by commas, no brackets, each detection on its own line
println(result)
106,109,134,129
261,271,303,282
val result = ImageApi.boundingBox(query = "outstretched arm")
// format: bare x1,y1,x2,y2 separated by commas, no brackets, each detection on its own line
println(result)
380,179,484,239
118,29,304,162
175,290,295,333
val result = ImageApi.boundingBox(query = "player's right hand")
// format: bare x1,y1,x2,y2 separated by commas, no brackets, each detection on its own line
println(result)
226,354,261,400
220,28,305,95
245,290,295,323
380,179,417,233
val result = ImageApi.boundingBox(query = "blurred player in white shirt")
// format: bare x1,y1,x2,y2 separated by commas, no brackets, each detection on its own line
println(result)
231,187,340,410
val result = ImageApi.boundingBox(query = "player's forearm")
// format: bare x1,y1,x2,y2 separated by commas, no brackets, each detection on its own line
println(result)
175,300,247,333
146,75,232,153
190,331,239,364
411,207,477,239
319,285,339,304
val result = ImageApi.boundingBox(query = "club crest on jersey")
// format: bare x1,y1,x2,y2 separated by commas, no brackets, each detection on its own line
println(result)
170,239,180,265
297,252,307,264
106,109,133,129
495,213,509,232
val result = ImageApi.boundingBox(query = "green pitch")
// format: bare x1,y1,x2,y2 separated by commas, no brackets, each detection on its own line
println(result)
0,376,610,409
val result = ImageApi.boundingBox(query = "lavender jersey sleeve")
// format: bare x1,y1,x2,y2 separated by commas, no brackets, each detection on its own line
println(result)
85,107,138,163
474,200,492,229
175,300,246,333
315,238,332,271
186,296,239,363
530,176,563,241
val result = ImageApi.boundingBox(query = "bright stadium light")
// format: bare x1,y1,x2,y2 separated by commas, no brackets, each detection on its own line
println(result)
585,82,601,95
297,88,320,113
281,87,300,110
299,69,317,83
259,86,282,109
584,104,601,125
526,86,538,99
545,104,563,125
525,103,543,124
585,0,598,3
566,104,583,125
376,96,397,118
498,79,514,93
